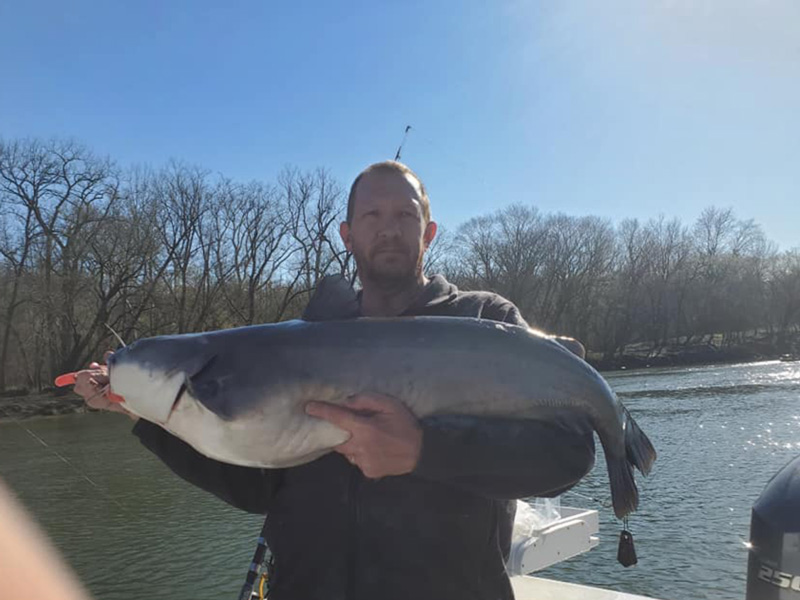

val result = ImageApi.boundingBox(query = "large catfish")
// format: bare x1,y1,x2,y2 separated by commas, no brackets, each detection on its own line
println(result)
108,276,656,519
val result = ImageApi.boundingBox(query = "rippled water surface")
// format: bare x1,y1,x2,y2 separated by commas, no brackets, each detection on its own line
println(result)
2,360,799,600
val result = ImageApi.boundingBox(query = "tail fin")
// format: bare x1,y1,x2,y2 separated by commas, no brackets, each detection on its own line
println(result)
623,406,657,476
607,406,657,519
608,457,638,519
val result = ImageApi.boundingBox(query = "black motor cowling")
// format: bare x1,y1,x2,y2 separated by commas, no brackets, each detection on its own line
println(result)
746,453,800,599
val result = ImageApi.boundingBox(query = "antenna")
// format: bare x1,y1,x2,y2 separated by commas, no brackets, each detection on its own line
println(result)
394,125,412,161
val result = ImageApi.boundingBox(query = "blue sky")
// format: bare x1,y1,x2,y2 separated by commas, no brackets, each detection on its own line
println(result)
1,0,798,249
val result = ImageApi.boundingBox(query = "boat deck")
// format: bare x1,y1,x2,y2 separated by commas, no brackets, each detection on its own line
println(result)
512,576,660,600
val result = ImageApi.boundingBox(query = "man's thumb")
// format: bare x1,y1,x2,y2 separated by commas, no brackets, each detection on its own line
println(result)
345,393,398,414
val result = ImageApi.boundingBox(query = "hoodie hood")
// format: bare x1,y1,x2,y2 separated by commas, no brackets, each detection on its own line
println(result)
402,274,460,313
348,274,461,317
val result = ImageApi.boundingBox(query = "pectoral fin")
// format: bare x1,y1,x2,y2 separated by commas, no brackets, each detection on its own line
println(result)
179,354,235,420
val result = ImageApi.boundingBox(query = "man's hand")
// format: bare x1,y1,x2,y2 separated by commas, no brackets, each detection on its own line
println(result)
305,393,422,479
73,352,137,421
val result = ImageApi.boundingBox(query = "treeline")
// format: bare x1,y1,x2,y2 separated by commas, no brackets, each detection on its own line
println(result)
0,137,798,390
0,138,353,391
443,205,799,360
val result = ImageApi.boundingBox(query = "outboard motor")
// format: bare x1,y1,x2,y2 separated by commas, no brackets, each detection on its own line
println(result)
746,454,800,599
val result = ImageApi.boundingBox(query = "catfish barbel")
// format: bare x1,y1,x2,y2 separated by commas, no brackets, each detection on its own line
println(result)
107,277,656,519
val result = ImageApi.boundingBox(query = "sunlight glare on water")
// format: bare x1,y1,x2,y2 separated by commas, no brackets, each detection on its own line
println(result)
540,360,800,600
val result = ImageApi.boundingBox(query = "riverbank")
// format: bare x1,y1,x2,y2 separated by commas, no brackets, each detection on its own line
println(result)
588,347,775,371
0,392,88,422
587,331,798,371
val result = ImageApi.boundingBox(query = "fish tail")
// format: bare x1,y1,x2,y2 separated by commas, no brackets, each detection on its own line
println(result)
623,406,657,476
607,456,638,519
607,406,657,519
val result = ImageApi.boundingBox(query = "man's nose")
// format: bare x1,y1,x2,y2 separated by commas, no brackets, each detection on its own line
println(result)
377,218,402,238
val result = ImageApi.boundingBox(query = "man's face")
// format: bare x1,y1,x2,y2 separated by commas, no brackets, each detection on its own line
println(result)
340,169,436,286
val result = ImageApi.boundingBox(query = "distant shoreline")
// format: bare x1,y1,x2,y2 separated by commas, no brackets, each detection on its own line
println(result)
0,353,789,422
0,393,88,422
587,348,786,372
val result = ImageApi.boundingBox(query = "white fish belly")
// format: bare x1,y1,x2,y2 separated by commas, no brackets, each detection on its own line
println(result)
163,392,351,468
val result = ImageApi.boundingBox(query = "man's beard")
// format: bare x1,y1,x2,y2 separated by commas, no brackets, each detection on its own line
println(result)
352,241,423,289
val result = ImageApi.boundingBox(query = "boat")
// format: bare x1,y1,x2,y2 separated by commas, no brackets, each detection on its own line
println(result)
506,500,661,600
779,354,799,362
512,576,657,600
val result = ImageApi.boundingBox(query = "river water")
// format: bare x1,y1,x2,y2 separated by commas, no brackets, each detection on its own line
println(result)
1,360,799,600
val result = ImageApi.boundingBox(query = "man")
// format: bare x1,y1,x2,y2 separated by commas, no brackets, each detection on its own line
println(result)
75,161,595,600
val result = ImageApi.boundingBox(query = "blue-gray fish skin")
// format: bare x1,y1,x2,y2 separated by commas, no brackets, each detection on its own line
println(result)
109,316,656,519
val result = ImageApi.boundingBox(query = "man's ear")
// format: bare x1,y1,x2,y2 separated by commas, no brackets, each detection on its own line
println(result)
340,221,353,252
423,221,437,249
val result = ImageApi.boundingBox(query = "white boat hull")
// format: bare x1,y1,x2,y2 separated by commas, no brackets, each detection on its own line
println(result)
512,576,660,600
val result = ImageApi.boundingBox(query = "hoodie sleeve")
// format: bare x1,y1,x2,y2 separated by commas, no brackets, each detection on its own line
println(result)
411,296,596,499
412,414,595,499
132,420,281,514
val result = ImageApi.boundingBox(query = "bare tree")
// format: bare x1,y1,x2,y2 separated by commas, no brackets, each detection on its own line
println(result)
0,142,41,389
451,214,500,291
768,250,800,350
0,138,118,382
216,179,295,325
640,216,693,350
276,167,349,320
695,206,737,257
147,162,215,333
423,224,455,274
594,218,651,357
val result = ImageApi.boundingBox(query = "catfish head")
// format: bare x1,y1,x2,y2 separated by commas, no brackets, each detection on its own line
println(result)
107,333,216,425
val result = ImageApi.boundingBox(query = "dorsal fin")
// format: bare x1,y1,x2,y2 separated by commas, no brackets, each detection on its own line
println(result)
302,274,361,321
554,336,586,359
